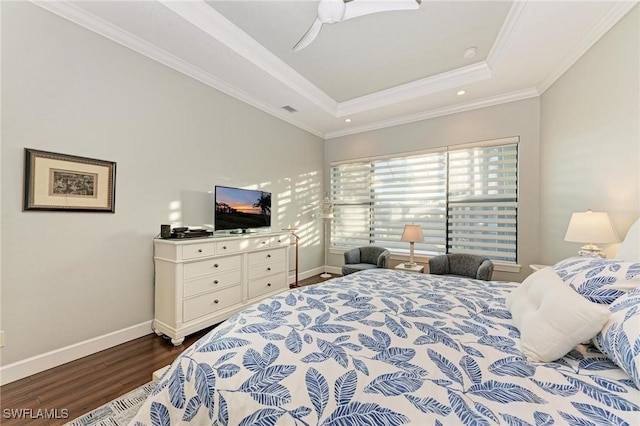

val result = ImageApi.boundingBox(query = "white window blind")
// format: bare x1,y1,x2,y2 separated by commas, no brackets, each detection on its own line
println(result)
331,151,447,256
331,161,373,248
369,153,447,255
330,139,519,264
447,143,518,262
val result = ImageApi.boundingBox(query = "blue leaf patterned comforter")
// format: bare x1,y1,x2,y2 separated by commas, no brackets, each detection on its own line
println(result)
131,269,640,425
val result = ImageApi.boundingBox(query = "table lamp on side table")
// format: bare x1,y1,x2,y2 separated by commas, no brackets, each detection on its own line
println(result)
401,224,424,266
564,209,619,258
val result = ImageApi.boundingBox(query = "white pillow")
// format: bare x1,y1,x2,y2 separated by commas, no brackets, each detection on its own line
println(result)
506,267,611,362
616,218,640,262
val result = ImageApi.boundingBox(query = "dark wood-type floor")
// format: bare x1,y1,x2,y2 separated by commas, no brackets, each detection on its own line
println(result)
0,274,335,426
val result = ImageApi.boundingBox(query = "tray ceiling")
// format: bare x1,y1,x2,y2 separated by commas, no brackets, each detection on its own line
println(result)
37,1,637,138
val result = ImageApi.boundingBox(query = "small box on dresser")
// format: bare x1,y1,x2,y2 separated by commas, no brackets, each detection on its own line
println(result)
153,232,290,345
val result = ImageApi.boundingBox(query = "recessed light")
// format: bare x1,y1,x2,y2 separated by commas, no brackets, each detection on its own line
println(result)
463,47,477,59
457,90,466,96
345,118,352,123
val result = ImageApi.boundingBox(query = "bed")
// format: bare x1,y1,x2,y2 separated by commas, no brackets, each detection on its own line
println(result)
130,257,640,425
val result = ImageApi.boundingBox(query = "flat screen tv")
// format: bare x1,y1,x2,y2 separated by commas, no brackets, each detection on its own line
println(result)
214,186,271,232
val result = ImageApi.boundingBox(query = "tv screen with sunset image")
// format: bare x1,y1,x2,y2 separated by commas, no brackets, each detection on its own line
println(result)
214,186,271,231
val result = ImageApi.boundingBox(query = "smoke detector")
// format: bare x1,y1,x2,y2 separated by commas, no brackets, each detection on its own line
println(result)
463,47,477,59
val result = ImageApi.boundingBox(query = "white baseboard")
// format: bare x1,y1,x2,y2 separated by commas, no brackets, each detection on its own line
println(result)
0,321,153,386
288,266,341,284
1,267,343,386
324,266,342,275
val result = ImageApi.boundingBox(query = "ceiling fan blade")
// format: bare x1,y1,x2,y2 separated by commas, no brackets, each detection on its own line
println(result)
292,19,324,52
343,0,420,21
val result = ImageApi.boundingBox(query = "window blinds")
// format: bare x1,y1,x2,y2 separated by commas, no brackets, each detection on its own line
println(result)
331,152,447,255
330,161,373,248
330,139,519,263
447,143,518,262
369,153,447,254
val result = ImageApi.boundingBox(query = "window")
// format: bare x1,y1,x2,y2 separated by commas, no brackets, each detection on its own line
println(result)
330,137,519,264
447,143,518,262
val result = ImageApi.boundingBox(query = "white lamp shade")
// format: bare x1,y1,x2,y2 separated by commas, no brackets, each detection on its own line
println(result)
564,211,620,244
320,196,334,219
401,224,424,242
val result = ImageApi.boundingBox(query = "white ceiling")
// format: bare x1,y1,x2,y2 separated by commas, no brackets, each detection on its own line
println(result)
37,0,637,139
208,1,512,101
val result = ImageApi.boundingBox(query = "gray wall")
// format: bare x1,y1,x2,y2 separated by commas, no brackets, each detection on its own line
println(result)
325,98,541,283
1,3,324,365
539,5,639,263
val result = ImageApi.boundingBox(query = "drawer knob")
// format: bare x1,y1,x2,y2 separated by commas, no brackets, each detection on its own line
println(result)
198,249,203,253
214,299,219,304
214,280,219,284
267,254,271,258
262,241,266,245
267,283,271,287
267,267,271,271
214,264,219,268
223,246,227,250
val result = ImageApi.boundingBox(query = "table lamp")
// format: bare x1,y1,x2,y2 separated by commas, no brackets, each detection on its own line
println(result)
564,210,619,258
401,224,424,266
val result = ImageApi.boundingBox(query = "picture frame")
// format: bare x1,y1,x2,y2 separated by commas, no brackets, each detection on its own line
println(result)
23,148,116,212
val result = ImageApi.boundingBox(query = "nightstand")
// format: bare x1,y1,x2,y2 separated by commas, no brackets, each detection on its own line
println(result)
395,263,424,273
529,264,551,272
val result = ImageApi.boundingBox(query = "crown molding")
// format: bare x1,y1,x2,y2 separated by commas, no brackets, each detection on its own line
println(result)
29,0,629,142
325,87,540,139
537,1,638,94
30,1,325,138
30,0,513,136
487,0,529,69
334,0,528,117
158,0,338,116
336,62,492,117
158,1,497,118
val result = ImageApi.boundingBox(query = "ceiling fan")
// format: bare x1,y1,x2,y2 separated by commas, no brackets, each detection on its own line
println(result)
292,0,421,52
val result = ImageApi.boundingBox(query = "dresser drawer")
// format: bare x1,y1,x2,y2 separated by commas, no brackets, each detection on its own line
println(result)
183,255,241,280
248,273,287,299
249,237,271,250
182,242,215,260
183,269,242,297
216,239,246,255
183,285,242,322
247,248,286,265
271,235,290,247
248,260,285,280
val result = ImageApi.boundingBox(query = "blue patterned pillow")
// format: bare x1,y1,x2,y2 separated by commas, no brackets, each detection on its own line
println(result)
552,256,640,304
593,287,640,389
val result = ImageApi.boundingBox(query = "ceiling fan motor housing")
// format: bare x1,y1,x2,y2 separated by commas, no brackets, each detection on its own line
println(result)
317,0,346,23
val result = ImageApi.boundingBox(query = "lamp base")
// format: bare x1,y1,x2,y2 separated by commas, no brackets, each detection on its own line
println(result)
404,262,417,267
577,243,606,258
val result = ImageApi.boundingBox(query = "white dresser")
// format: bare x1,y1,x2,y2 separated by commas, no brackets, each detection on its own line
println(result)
153,232,290,345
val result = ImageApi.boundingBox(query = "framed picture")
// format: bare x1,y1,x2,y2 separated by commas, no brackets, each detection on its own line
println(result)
23,148,116,212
